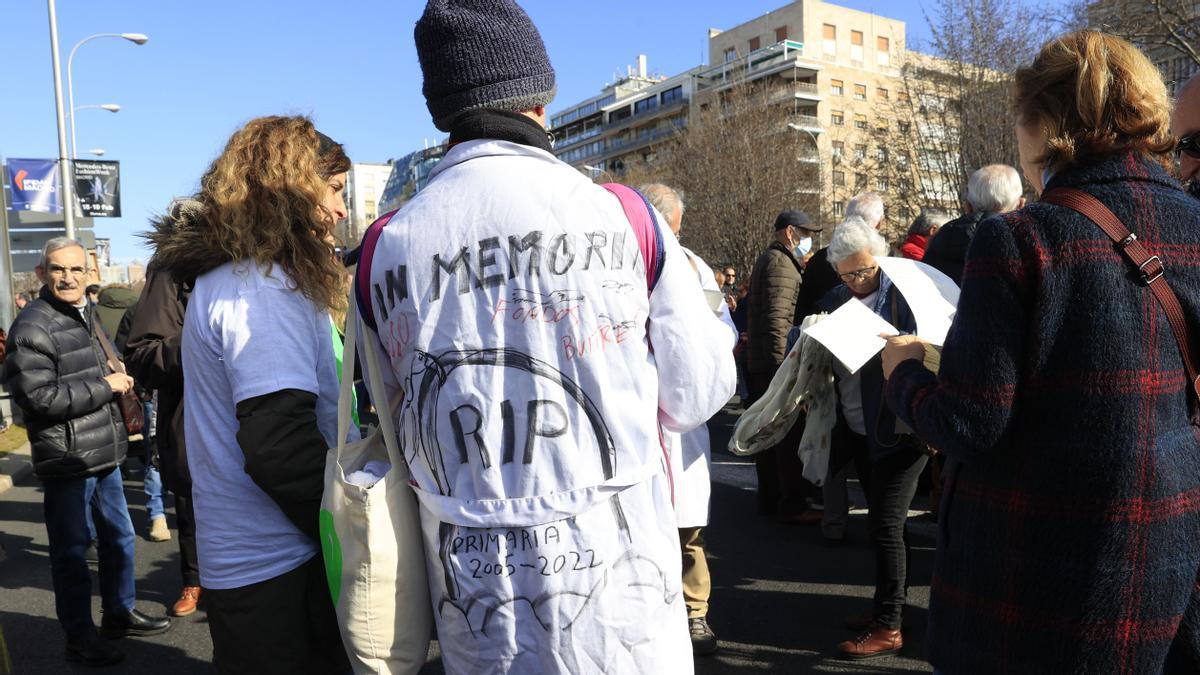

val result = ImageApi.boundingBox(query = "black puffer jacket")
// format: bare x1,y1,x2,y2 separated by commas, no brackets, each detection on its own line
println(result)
5,287,127,479
745,241,803,374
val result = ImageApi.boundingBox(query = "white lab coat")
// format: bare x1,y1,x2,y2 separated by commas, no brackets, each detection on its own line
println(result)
664,248,737,527
361,140,736,674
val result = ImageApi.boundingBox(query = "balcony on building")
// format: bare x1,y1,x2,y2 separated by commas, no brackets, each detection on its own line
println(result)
694,39,822,93
788,112,824,135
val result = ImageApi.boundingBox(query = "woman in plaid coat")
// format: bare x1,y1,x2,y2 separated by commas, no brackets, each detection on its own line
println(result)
882,31,1200,673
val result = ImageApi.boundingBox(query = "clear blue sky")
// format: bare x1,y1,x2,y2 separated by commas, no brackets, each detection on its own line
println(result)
0,0,969,261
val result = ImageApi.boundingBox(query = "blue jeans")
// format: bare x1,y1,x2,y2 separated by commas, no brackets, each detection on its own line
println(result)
43,467,137,639
143,400,164,520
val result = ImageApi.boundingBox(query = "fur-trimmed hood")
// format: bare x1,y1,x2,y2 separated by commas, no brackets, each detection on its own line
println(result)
143,198,219,286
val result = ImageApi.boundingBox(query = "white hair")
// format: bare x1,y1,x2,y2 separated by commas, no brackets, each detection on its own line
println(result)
40,237,86,270
966,164,1023,214
846,192,885,228
827,216,889,267
639,183,684,227
908,209,953,236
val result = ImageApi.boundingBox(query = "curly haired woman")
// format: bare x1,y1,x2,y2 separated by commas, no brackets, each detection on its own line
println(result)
154,115,352,674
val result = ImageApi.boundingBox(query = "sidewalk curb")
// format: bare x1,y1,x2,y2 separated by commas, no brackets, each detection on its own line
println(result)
0,442,33,496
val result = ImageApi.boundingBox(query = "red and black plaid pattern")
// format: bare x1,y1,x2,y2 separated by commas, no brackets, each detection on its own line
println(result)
886,154,1200,674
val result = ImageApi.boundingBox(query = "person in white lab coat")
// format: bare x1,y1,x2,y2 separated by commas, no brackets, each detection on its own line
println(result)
642,184,738,656
355,3,737,673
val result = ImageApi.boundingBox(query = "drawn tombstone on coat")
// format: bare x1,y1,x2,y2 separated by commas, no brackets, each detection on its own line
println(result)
401,347,673,659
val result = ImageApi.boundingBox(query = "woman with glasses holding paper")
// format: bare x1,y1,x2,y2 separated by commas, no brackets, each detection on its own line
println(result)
813,215,928,661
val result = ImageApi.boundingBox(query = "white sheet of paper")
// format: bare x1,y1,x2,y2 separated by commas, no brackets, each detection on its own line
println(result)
876,257,960,346
802,298,899,374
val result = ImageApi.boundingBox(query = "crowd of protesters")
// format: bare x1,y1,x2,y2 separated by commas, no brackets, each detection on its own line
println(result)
4,1,1200,673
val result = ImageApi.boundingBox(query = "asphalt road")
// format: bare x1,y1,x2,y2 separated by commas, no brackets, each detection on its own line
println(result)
0,405,935,674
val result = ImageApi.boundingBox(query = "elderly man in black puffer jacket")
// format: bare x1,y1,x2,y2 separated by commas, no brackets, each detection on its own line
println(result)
745,210,824,523
5,238,170,668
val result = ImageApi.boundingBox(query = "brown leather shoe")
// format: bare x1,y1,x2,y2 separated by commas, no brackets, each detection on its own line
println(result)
171,586,202,617
837,625,903,660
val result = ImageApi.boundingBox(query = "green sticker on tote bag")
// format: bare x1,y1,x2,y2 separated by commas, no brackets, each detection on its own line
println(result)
318,509,343,604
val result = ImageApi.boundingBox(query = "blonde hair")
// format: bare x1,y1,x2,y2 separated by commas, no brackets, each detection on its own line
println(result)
1013,30,1174,168
198,116,351,312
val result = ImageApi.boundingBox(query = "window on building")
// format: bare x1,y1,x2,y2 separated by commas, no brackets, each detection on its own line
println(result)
898,120,912,134
833,200,845,217
831,140,844,161
851,30,864,62
830,79,844,96
854,144,867,162
854,114,868,129
660,85,683,107
610,105,632,123
833,170,846,187
854,83,867,101
724,47,737,63
876,176,889,192
775,26,789,42
898,151,910,167
877,146,889,162
823,24,837,55
855,173,868,189
877,36,891,66
634,96,658,115
832,110,844,126
877,87,889,100
749,37,761,51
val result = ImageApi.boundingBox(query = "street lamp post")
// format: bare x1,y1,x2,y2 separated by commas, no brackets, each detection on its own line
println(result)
71,104,120,159
67,33,146,161
46,0,75,238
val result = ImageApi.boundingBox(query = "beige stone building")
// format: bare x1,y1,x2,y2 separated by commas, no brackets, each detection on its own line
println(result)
701,0,960,233
550,0,962,239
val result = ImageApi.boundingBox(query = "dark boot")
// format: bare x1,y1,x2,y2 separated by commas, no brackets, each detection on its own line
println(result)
100,609,171,639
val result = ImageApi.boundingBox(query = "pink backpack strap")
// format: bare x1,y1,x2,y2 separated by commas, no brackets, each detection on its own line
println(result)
602,183,665,294
353,209,399,332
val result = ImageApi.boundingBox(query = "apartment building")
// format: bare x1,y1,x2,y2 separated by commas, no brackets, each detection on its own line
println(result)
378,144,448,214
705,0,930,228
340,162,394,244
549,0,956,235
550,56,695,176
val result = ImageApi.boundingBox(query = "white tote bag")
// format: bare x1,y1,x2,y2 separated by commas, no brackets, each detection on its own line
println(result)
319,300,432,674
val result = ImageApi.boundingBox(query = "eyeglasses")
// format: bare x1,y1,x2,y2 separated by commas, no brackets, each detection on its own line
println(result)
838,265,878,283
1177,134,1200,161
46,264,87,277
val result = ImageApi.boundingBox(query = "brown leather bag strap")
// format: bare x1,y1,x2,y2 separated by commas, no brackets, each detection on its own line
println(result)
93,320,123,374
1042,187,1200,406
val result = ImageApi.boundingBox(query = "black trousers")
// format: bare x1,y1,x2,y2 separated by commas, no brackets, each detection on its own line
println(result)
205,556,349,675
173,492,200,588
747,369,815,515
862,442,928,629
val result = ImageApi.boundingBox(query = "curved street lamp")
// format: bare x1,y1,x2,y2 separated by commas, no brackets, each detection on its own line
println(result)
67,32,147,159
75,103,121,114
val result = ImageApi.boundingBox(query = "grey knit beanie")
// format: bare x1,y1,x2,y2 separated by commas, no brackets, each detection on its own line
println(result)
415,0,557,131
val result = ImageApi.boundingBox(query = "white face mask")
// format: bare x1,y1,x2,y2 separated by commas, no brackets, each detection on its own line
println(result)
794,236,813,259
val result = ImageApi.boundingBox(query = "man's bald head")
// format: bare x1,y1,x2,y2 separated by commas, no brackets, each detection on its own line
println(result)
1171,74,1200,183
